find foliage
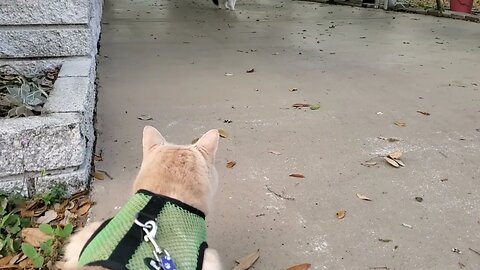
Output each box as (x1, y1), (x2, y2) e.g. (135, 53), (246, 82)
(0, 64), (58, 118)
(0, 195), (29, 257)
(36, 184), (67, 206)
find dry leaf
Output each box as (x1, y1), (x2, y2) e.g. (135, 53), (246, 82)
(218, 129), (228, 138)
(246, 68), (255, 73)
(233, 249), (260, 270)
(93, 171), (105, 180)
(93, 153), (103, 161)
(60, 210), (77, 225)
(269, 150), (282, 155)
(402, 223), (413, 229)
(226, 161), (237, 168)
(394, 121), (406, 127)
(416, 110), (430, 116)
(388, 151), (403, 159)
(21, 228), (53, 247)
(289, 173), (305, 178)
(384, 156), (400, 168)
(9, 253), (22, 265)
(77, 202), (92, 216)
(395, 159), (406, 167)
(0, 256), (13, 266)
(361, 161), (377, 167)
(336, 210), (346, 219)
(137, 114), (153, 121)
(356, 193), (372, 201)
(37, 210), (58, 224)
(287, 263), (311, 270)
(292, 103), (310, 108)
(191, 137), (200, 144)
(289, 88), (298, 92)
(225, 73), (234, 76)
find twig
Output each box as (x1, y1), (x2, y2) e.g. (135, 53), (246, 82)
(469, 247), (480, 256)
(266, 186), (295, 201)
(369, 267), (389, 270)
(438, 151), (448, 158)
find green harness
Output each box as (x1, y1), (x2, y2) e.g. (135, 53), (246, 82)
(78, 190), (208, 270)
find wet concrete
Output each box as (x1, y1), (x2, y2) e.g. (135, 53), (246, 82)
(92, 0), (480, 268)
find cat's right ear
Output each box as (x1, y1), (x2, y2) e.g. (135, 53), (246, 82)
(143, 126), (166, 153)
(195, 129), (219, 160)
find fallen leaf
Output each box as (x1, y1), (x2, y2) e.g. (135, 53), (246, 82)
(415, 196), (423, 202)
(388, 151), (402, 159)
(93, 153), (103, 161)
(36, 210), (58, 224)
(287, 263), (312, 270)
(191, 137), (200, 144)
(218, 129), (228, 138)
(21, 228), (53, 247)
(9, 254), (21, 265)
(226, 161), (237, 168)
(356, 193), (372, 201)
(395, 159), (406, 167)
(378, 238), (393, 243)
(292, 103), (310, 108)
(224, 72), (234, 76)
(92, 171), (105, 180)
(336, 210), (346, 219)
(289, 173), (305, 178)
(289, 88), (298, 92)
(269, 150), (282, 155)
(137, 114), (153, 121)
(309, 104), (321, 110)
(401, 223), (413, 229)
(233, 249), (260, 270)
(384, 156), (400, 168)
(361, 161), (377, 167)
(394, 121), (406, 127)
(77, 201), (92, 216)
(0, 256), (13, 266)
(246, 68), (255, 73)
(416, 110), (431, 116)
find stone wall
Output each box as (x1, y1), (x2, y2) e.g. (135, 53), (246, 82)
(0, 1), (103, 195)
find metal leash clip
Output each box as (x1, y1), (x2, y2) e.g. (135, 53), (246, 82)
(134, 219), (177, 270)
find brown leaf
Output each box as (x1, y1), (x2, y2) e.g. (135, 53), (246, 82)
(9, 254), (22, 265)
(226, 161), (237, 168)
(289, 88), (298, 92)
(356, 193), (372, 201)
(289, 173), (305, 178)
(416, 110), (430, 116)
(361, 161), (377, 167)
(76, 201), (92, 216)
(137, 114), (154, 121)
(287, 263), (312, 270)
(269, 150), (282, 155)
(233, 249), (260, 270)
(36, 209), (58, 224)
(93, 153), (103, 161)
(292, 103), (310, 108)
(388, 151), (403, 159)
(0, 256), (13, 266)
(384, 156), (400, 168)
(92, 171), (105, 180)
(394, 121), (406, 127)
(336, 210), (346, 219)
(21, 228), (53, 247)
(246, 68), (255, 73)
(218, 129), (228, 138)
(395, 159), (406, 167)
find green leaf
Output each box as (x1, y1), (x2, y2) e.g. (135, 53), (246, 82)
(0, 197), (7, 215)
(40, 239), (53, 256)
(32, 255), (44, 268)
(39, 224), (54, 235)
(309, 104), (321, 110)
(21, 243), (38, 259)
(58, 223), (73, 238)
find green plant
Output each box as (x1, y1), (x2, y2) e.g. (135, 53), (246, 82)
(0, 195), (30, 257)
(0, 82), (48, 117)
(37, 184), (67, 206)
(21, 224), (73, 268)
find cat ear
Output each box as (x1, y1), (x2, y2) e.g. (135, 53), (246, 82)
(143, 126), (166, 152)
(195, 129), (219, 159)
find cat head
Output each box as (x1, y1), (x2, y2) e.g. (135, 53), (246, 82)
(133, 126), (219, 215)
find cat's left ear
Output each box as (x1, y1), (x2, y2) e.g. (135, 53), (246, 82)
(143, 126), (166, 153)
(195, 129), (219, 160)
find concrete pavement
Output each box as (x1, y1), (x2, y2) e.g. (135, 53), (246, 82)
(91, 0), (480, 268)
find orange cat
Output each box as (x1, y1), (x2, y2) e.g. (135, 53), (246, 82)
(64, 126), (222, 270)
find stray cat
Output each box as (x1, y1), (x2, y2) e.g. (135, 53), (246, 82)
(212, 0), (237, 10)
(64, 126), (222, 270)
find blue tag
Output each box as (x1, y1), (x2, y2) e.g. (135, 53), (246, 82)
(160, 255), (177, 270)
